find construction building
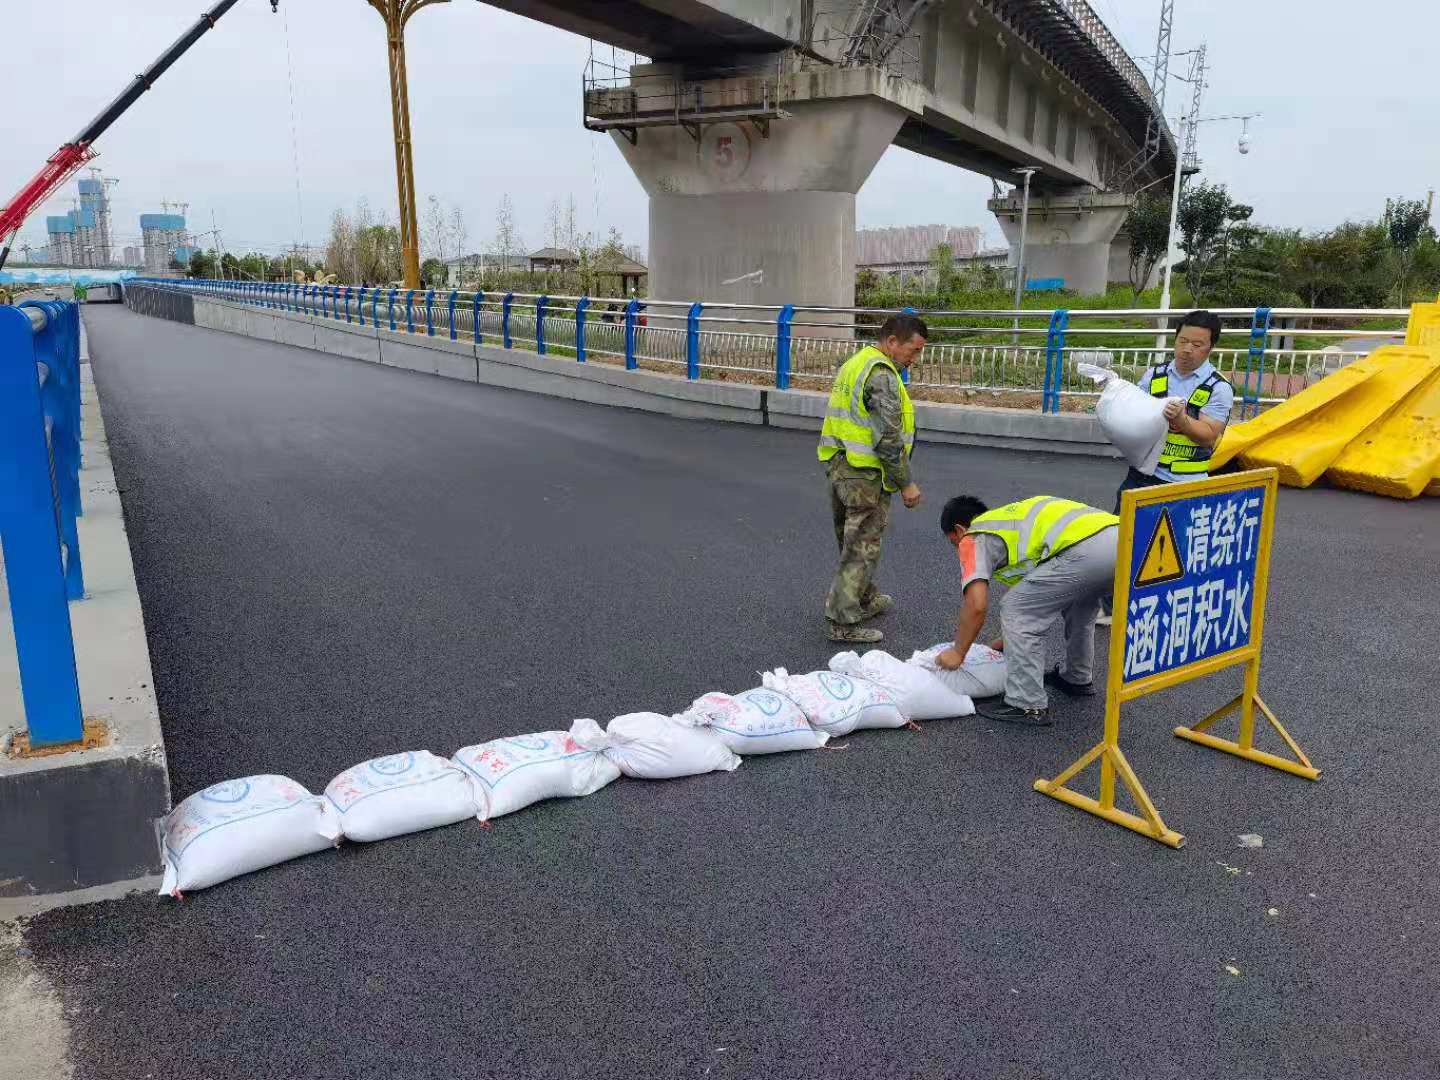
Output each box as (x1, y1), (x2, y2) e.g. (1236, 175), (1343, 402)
(856, 225), (983, 267)
(122, 244), (142, 267)
(44, 209), (102, 267)
(77, 176), (114, 266)
(141, 212), (189, 273)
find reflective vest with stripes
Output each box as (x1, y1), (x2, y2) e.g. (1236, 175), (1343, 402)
(816, 346), (916, 492)
(1148, 362), (1228, 477)
(966, 496), (1118, 586)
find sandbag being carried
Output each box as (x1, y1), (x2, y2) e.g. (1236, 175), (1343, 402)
(1079, 361), (1171, 474)
(326, 750), (477, 842)
(828, 649), (975, 719)
(907, 643), (1008, 701)
(680, 688), (830, 755)
(590, 713), (742, 780)
(761, 668), (906, 735)
(159, 775), (340, 897)
(453, 725), (621, 821)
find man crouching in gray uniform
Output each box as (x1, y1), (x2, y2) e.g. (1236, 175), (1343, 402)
(931, 494), (1119, 726)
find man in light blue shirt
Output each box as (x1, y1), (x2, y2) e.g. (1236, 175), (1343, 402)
(1098, 310), (1233, 623)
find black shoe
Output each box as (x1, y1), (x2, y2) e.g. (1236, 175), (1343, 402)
(977, 700), (1052, 726)
(1045, 666), (1097, 698)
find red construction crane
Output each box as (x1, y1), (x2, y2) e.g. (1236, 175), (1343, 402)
(0, 0), (279, 271)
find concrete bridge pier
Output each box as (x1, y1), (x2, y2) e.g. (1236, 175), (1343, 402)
(988, 189), (1135, 298)
(611, 90), (907, 316)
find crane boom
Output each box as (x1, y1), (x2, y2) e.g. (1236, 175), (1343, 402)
(0, 0), (276, 272)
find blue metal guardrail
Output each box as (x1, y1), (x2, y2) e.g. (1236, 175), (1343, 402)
(0, 300), (85, 748)
(136, 278), (1351, 416)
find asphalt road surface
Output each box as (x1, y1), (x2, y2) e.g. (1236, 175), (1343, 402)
(20, 306), (1440, 1079)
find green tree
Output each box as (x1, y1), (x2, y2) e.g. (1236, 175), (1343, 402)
(1178, 182), (1252, 301)
(928, 242), (956, 295)
(187, 250), (217, 279)
(1124, 194), (1171, 298)
(1383, 196), (1436, 302)
(421, 257), (448, 287)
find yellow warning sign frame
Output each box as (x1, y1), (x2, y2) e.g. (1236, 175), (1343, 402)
(1034, 467), (1319, 849)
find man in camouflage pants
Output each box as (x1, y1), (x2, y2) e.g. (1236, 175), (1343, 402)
(818, 314), (927, 643)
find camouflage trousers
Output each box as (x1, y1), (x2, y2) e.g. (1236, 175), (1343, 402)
(824, 457), (891, 625)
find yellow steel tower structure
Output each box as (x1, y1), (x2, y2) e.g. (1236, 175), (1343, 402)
(367, 0), (448, 289)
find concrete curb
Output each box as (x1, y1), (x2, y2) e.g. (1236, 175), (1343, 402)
(0, 319), (169, 912)
(156, 294), (1121, 460)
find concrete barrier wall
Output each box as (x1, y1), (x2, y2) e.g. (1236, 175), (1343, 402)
(177, 296), (1119, 459)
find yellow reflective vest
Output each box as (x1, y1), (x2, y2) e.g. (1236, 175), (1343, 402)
(1148, 362), (1229, 476)
(966, 496), (1118, 586)
(816, 346), (916, 492)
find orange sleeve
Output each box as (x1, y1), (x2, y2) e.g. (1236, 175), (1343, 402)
(956, 536), (977, 579)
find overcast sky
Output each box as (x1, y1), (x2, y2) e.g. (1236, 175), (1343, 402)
(8, 0), (1436, 259)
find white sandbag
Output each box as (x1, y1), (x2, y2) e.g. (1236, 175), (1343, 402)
(596, 712), (742, 779)
(159, 775), (340, 897)
(1080, 361), (1171, 475)
(828, 650), (975, 720)
(907, 643), (1009, 701)
(326, 751), (477, 842)
(680, 688), (829, 755)
(760, 668), (906, 736)
(453, 726), (621, 821)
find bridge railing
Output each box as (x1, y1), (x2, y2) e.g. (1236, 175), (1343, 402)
(0, 300), (85, 749)
(138, 279), (1409, 418)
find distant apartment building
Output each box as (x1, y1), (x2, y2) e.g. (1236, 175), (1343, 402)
(45, 209), (102, 267)
(141, 213), (188, 273)
(122, 245), (142, 267)
(856, 225), (983, 266)
(77, 178), (114, 266)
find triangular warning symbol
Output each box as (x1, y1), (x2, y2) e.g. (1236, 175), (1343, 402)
(1134, 508), (1185, 588)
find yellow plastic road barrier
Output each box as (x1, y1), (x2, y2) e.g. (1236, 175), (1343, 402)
(1239, 348), (1440, 487)
(1404, 294), (1440, 348)
(1326, 369), (1440, 498)
(1209, 353), (1388, 470)
(1035, 469), (1318, 848)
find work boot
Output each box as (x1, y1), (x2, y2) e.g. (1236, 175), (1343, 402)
(827, 621), (884, 644)
(977, 700), (1052, 726)
(859, 593), (895, 621)
(1045, 665), (1097, 698)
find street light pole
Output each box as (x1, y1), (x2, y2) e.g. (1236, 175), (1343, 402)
(366, 0), (451, 289)
(1156, 113), (1189, 347)
(1011, 166), (1037, 341)
(1156, 110), (1261, 347)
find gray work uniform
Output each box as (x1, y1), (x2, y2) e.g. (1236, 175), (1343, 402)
(959, 527), (1119, 709)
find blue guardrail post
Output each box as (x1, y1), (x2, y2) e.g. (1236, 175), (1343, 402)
(1044, 308), (1070, 414)
(1244, 306), (1272, 421)
(405, 290), (416, 334)
(536, 295), (549, 355)
(388, 288), (397, 331)
(502, 293), (514, 349)
(624, 299), (641, 369)
(448, 290), (458, 340)
(425, 289), (435, 336)
(0, 305), (85, 747)
(775, 304), (795, 390)
(686, 302), (703, 380)
(575, 297), (590, 363)
(473, 291), (483, 345)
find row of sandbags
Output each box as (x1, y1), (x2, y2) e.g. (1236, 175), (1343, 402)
(158, 645), (1008, 896)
